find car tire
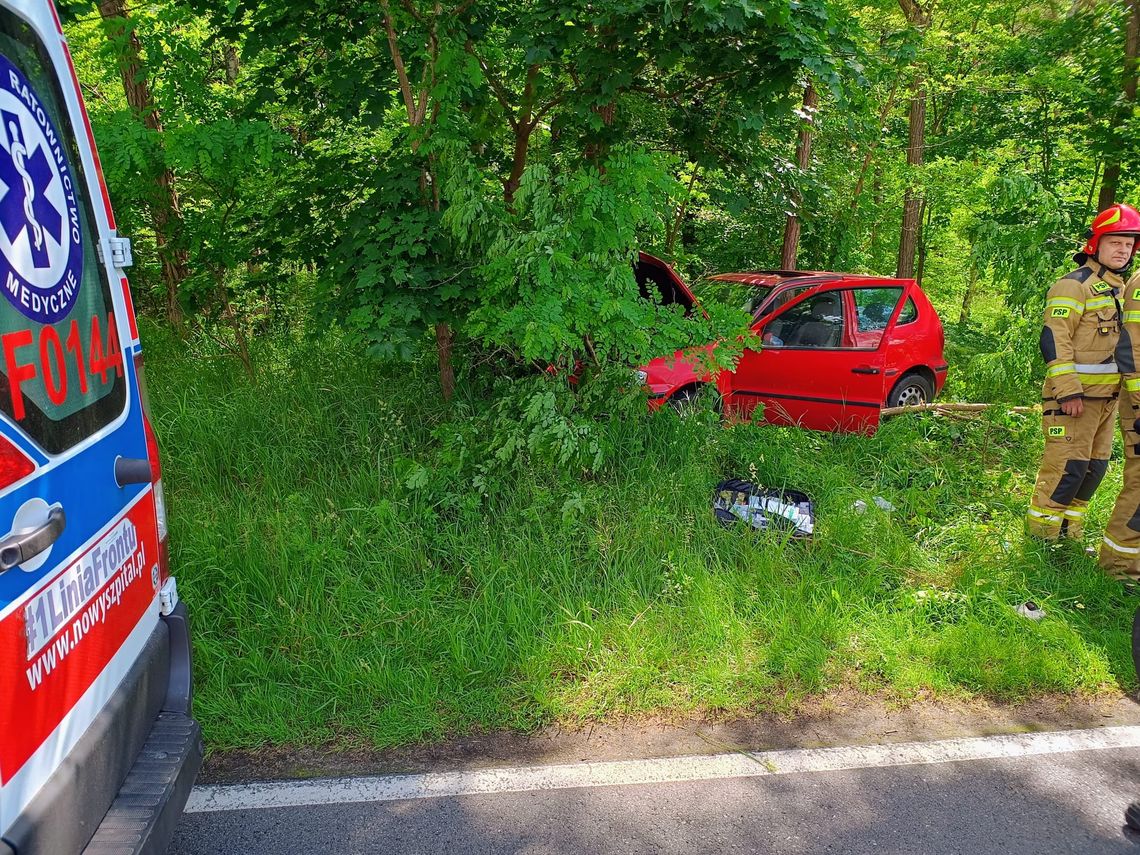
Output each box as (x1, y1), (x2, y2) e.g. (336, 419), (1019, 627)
(669, 384), (722, 417)
(887, 372), (934, 408)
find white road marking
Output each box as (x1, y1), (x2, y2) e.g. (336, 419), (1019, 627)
(186, 724), (1140, 814)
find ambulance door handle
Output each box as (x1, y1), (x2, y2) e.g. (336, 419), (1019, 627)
(851, 366), (880, 375)
(0, 506), (65, 573)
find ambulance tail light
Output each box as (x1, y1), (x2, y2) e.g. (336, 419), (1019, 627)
(134, 351), (170, 580)
(0, 435), (34, 491)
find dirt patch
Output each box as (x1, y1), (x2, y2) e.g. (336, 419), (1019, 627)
(198, 689), (1140, 784)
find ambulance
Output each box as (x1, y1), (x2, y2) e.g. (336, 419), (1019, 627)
(0, 2), (201, 852)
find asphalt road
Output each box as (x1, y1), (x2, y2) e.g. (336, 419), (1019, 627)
(172, 739), (1140, 854)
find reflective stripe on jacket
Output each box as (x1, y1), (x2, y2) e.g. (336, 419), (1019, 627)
(1040, 262), (1124, 401)
(1117, 270), (1140, 408)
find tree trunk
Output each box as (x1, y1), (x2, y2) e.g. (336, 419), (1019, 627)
(665, 168), (700, 254)
(1098, 0), (1139, 211)
(915, 199), (930, 287)
(502, 65), (540, 206)
(870, 166), (884, 254)
(781, 84), (818, 270)
(848, 83), (899, 215)
(584, 102), (616, 167)
(224, 43), (240, 85)
(215, 270), (253, 377)
(896, 77), (926, 278)
(959, 257), (978, 325)
(381, 0), (456, 400)
(436, 323), (455, 401)
(97, 0), (188, 330)
(896, 0), (929, 279)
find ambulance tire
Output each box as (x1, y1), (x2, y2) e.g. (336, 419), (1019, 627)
(887, 372), (934, 408)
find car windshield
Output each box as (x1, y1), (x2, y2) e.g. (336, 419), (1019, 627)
(695, 279), (774, 317)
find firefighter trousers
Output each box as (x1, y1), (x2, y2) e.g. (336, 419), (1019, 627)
(1100, 398), (1140, 580)
(1027, 395), (1117, 540)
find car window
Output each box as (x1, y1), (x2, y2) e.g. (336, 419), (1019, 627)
(897, 297), (918, 325)
(852, 287), (905, 348)
(695, 279), (773, 317)
(756, 284), (810, 320)
(763, 290), (845, 348)
(763, 286), (907, 350)
(742, 285), (773, 315)
(0, 11), (124, 455)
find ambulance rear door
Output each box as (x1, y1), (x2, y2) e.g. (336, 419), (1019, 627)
(0, 0), (160, 836)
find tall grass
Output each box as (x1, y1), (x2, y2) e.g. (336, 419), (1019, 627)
(145, 323), (1138, 751)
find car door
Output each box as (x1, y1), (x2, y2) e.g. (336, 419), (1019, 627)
(722, 281), (908, 434)
(0, 2), (158, 833)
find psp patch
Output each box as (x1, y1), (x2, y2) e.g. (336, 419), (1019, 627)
(1048, 425), (1066, 437)
(1050, 307), (1071, 318)
(0, 54), (82, 324)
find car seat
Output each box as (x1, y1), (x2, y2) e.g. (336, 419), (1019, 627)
(786, 292), (842, 347)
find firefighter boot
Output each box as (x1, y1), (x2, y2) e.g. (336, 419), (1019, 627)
(1029, 397), (1118, 540)
(1101, 401), (1140, 580)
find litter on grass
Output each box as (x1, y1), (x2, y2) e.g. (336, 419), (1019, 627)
(1016, 601), (1045, 621)
(713, 478), (814, 538)
(853, 496), (895, 514)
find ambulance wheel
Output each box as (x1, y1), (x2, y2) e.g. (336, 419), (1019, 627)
(887, 373), (934, 408)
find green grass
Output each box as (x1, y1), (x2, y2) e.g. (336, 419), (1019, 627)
(145, 323), (1140, 752)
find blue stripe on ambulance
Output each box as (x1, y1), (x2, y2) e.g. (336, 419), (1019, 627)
(0, 356), (147, 613)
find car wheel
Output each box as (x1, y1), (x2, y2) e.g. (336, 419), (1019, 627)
(669, 384), (722, 417)
(887, 373), (934, 408)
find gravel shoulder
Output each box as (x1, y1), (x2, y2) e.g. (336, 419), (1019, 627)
(199, 690), (1140, 784)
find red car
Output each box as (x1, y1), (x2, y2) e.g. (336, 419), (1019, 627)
(635, 254), (948, 434)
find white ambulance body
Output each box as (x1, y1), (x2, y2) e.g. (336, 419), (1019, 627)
(0, 2), (200, 852)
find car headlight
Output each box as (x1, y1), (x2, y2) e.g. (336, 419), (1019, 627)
(635, 370), (648, 384)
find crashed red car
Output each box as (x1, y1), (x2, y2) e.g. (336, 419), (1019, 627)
(635, 254), (948, 434)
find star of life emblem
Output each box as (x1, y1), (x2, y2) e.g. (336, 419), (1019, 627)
(0, 54), (83, 324)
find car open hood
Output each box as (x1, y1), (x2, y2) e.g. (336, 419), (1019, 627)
(636, 252), (696, 313)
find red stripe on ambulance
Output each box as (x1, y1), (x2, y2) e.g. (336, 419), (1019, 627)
(120, 277), (138, 342)
(0, 497), (158, 781)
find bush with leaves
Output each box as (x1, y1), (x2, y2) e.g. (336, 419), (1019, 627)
(443, 145), (753, 372)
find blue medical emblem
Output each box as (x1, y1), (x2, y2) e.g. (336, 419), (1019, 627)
(0, 54), (83, 324)
(0, 109), (62, 270)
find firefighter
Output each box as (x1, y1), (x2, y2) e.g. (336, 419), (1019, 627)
(1027, 204), (1140, 542)
(1099, 207), (1140, 578)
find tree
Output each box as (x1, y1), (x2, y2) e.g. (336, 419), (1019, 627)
(96, 0), (190, 329)
(1097, 0), (1139, 210)
(896, 0), (929, 279)
(781, 83), (818, 270)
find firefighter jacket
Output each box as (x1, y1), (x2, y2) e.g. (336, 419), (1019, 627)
(1040, 262), (1124, 402)
(1117, 269), (1140, 411)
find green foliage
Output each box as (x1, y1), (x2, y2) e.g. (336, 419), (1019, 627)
(148, 328), (1137, 750)
(319, 145), (463, 361)
(402, 366), (649, 502)
(53, 0), (1140, 754)
(442, 146), (751, 368)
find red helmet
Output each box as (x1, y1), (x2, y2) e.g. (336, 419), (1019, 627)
(1081, 202), (1140, 262)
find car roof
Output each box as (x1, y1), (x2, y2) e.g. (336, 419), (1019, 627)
(709, 271), (910, 287)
